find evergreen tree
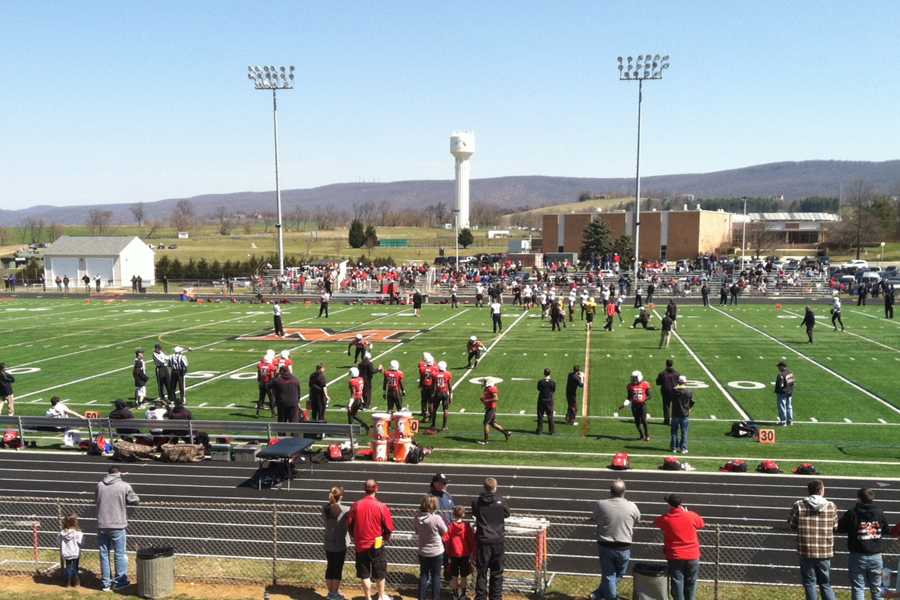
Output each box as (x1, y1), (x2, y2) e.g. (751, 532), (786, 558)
(364, 224), (378, 248)
(580, 218), (612, 264)
(348, 219), (366, 248)
(458, 227), (474, 249)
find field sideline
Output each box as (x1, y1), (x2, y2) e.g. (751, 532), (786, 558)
(2, 296), (899, 476)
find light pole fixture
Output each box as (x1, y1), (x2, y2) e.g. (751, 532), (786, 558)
(617, 54), (670, 283)
(247, 65), (295, 276)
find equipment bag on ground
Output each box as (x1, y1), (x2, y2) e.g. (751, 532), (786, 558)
(160, 443), (204, 463)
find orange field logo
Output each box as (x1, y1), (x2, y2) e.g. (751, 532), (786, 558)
(237, 328), (419, 343)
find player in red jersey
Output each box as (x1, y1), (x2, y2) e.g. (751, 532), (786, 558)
(466, 336), (486, 368)
(625, 370), (652, 441)
(275, 349), (294, 374)
(477, 379), (510, 445)
(255, 350), (277, 417)
(382, 360), (406, 413)
(347, 367), (369, 433)
(418, 352), (436, 420)
(430, 361), (453, 431)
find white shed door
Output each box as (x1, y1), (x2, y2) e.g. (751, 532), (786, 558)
(85, 257), (115, 283)
(52, 257), (80, 280)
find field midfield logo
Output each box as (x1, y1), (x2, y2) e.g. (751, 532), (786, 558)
(236, 327), (419, 343)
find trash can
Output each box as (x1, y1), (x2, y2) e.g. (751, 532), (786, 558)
(136, 546), (175, 599)
(632, 562), (668, 600)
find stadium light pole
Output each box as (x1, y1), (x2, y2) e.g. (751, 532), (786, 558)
(617, 54), (670, 283)
(247, 65), (295, 276)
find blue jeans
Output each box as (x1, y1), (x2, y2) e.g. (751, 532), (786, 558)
(848, 553), (883, 600)
(418, 553), (443, 600)
(97, 528), (129, 589)
(670, 416), (689, 451)
(799, 556), (835, 600)
(668, 559), (699, 600)
(777, 393), (793, 424)
(594, 544), (630, 600)
(63, 557), (79, 580)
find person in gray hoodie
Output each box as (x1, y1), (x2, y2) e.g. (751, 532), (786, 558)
(837, 488), (891, 600)
(95, 466), (140, 592)
(590, 479), (642, 600)
(415, 495), (448, 600)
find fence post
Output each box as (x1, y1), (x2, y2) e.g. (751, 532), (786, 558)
(714, 523), (720, 600)
(271, 503), (279, 586)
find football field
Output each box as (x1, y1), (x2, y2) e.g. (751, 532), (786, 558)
(2, 296), (899, 476)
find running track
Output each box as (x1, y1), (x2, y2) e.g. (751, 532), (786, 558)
(0, 451), (898, 587)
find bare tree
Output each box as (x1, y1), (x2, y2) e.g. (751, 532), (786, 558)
(289, 206), (307, 232)
(843, 180), (875, 259)
(145, 220), (161, 239)
(353, 200), (376, 222)
(130, 202), (146, 227)
(86, 209), (113, 235)
(259, 211), (276, 233)
(49, 223), (65, 241)
(170, 199), (195, 231)
(20, 218), (46, 243)
(214, 206), (232, 235)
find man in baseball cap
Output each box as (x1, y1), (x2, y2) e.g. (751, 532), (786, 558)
(655, 493), (705, 600)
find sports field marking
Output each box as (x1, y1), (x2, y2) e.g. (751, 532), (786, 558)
(782, 309), (900, 354)
(712, 306), (900, 416)
(450, 309), (530, 393)
(652, 310), (750, 420)
(850, 309), (900, 326)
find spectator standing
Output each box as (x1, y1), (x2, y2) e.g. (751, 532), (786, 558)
(58, 513), (84, 588)
(535, 368), (556, 435)
(0, 363), (15, 416)
(415, 495), (449, 600)
(472, 477), (510, 600)
(775, 361), (795, 427)
(589, 479), (641, 600)
(95, 466), (140, 592)
(323, 486), (350, 600)
(788, 480), (838, 600)
(564, 366), (584, 426)
(428, 473), (455, 526)
(670, 376), (694, 454)
(346, 480), (395, 600)
(655, 359), (680, 426)
(654, 494), (704, 600)
(268, 365), (301, 424)
(308, 364), (329, 422)
(838, 487), (889, 600)
(443, 505), (476, 600)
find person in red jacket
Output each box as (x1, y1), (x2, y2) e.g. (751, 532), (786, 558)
(654, 494), (704, 600)
(478, 380), (510, 445)
(625, 371), (651, 441)
(347, 368), (369, 434)
(346, 479), (395, 600)
(443, 505), (476, 600)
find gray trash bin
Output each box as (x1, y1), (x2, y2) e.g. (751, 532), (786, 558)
(136, 546), (175, 599)
(632, 562), (668, 600)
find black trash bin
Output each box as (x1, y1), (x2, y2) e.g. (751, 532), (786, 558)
(632, 562), (668, 600)
(136, 546), (175, 599)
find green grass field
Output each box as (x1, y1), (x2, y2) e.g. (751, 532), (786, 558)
(2, 296), (899, 476)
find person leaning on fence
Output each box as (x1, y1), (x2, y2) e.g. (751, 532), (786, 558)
(346, 479), (395, 600)
(415, 495), (449, 600)
(654, 494), (704, 600)
(788, 479), (838, 600)
(58, 512), (84, 588)
(443, 505), (476, 600)
(95, 466), (140, 592)
(837, 487), (890, 600)
(472, 477), (510, 600)
(589, 479), (641, 600)
(323, 486), (350, 600)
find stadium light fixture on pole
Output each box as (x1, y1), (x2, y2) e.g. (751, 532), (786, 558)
(741, 196), (748, 273)
(617, 54), (670, 283)
(247, 65), (295, 275)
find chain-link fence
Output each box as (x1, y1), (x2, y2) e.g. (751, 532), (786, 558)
(2, 496), (898, 599)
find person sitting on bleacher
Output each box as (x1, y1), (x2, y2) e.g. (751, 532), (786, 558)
(109, 399), (139, 437)
(46, 396), (85, 420)
(165, 400), (208, 448)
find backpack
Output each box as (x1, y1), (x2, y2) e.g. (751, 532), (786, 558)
(406, 443), (431, 464)
(793, 463), (818, 475)
(729, 421), (758, 438)
(661, 456), (682, 471)
(328, 444), (344, 461)
(719, 459), (748, 473)
(609, 452), (631, 470)
(1, 429), (21, 449)
(757, 460), (782, 474)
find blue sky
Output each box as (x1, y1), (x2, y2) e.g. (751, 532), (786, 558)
(2, 1), (898, 209)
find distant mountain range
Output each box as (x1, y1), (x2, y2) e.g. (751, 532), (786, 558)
(1, 160), (898, 226)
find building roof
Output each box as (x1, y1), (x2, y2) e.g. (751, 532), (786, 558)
(745, 212), (841, 222)
(44, 236), (144, 257)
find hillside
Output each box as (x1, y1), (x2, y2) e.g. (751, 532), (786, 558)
(1, 160), (898, 226)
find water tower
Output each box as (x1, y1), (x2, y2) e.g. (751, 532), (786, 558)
(450, 132), (475, 229)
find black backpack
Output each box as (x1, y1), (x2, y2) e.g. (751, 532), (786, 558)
(729, 421), (758, 438)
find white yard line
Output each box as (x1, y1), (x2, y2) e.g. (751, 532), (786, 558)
(850, 309), (900, 326)
(450, 309), (530, 393)
(712, 306), (900, 416)
(783, 308), (900, 354)
(652, 309), (750, 420)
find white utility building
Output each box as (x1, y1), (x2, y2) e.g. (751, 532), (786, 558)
(43, 236), (155, 288)
(450, 131), (475, 229)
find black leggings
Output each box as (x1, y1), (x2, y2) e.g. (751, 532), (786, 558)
(325, 550), (346, 580)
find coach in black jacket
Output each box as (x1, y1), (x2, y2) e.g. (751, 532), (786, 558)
(308, 364), (328, 422)
(472, 477), (510, 600)
(268, 366), (301, 424)
(655, 359), (680, 425)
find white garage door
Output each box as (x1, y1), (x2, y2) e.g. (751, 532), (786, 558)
(51, 257), (80, 280)
(85, 257), (115, 284)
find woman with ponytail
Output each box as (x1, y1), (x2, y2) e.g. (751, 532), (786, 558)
(323, 485), (350, 599)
